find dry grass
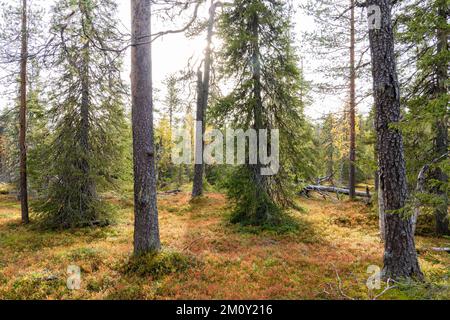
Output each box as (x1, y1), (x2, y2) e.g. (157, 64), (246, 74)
(0, 192), (448, 300)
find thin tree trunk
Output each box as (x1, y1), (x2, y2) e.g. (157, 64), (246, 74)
(366, 0), (423, 280)
(192, 70), (204, 198)
(431, 0), (449, 236)
(327, 116), (335, 180)
(349, 0), (357, 200)
(327, 142), (334, 180)
(131, 0), (160, 255)
(19, 0), (29, 224)
(192, 1), (217, 198)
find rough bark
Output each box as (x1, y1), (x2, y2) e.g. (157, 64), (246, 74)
(19, 0), (29, 224)
(366, 0), (423, 280)
(192, 70), (205, 198)
(192, 1), (217, 198)
(131, 0), (160, 255)
(349, 0), (357, 200)
(431, 0), (449, 236)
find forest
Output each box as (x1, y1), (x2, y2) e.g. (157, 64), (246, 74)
(0, 0), (448, 301)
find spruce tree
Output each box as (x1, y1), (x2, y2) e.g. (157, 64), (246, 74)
(397, 0), (449, 236)
(33, 0), (128, 229)
(215, 0), (315, 226)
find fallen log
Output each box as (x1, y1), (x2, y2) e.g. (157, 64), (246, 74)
(303, 185), (371, 199)
(158, 189), (181, 196)
(431, 247), (450, 253)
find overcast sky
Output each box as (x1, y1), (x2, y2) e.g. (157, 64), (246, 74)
(0, 0), (373, 121)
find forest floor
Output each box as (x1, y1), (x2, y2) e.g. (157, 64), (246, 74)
(0, 190), (449, 300)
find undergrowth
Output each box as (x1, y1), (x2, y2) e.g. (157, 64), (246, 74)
(121, 250), (196, 279)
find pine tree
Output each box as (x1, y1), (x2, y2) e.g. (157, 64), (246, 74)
(131, 0), (161, 254)
(302, 0), (372, 198)
(33, 0), (129, 229)
(366, 0), (423, 280)
(0, 0), (44, 203)
(192, 1), (219, 198)
(214, 0), (315, 226)
(0, 0), (45, 223)
(19, 0), (29, 223)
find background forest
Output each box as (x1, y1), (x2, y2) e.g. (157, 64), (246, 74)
(0, 0), (448, 300)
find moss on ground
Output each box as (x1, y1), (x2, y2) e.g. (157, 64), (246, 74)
(0, 192), (448, 300)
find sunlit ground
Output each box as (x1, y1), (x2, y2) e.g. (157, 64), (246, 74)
(0, 188), (448, 300)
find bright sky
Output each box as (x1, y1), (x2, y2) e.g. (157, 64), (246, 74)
(0, 0), (373, 121)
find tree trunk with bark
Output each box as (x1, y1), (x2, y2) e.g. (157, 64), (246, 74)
(349, 0), (357, 200)
(19, 0), (29, 224)
(366, 0), (423, 280)
(192, 1), (217, 198)
(131, 0), (160, 255)
(192, 70), (205, 198)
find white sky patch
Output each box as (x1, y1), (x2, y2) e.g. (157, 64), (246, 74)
(0, 0), (373, 121)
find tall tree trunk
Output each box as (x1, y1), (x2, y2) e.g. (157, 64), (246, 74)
(19, 0), (29, 224)
(80, 42), (96, 217)
(327, 126), (334, 180)
(251, 11), (270, 221)
(431, 0), (449, 236)
(131, 0), (160, 255)
(192, 69), (205, 197)
(192, 1), (217, 198)
(349, 0), (357, 200)
(366, 0), (423, 280)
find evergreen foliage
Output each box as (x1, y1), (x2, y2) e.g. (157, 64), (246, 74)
(32, 0), (130, 228)
(213, 0), (316, 226)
